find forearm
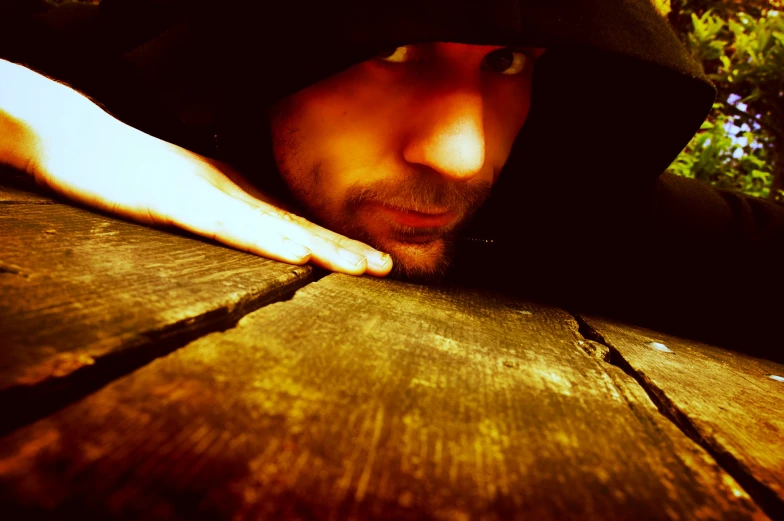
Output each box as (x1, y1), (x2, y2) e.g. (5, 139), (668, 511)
(0, 59), (206, 208)
(629, 174), (784, 358)
(0, 61), (389, 277)
(0, 59), (110, 173)
(0, 61), (48, 172)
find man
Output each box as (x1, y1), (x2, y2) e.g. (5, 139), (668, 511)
(1, 0), (783, 359)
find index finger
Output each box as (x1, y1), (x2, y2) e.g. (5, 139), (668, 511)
(277, 211), (393, 277)
(151, 179), (391, 276)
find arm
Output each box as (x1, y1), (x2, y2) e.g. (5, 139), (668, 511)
(0, 59), (393, 275)
(479, 169), (784, 361)
(643, 173), (784, 356)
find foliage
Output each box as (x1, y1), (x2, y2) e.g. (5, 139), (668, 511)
(666, 0), (784, 202)
(669, 104), (774, 197)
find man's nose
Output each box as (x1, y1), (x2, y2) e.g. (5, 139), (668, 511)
(402, 91), (486, 182)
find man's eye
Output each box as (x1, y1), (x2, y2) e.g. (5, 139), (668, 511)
(484, 48), (529, 75)
(376, 46), (413, 63)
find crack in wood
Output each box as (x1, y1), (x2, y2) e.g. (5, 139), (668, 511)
(0, 261), (28, 277)
(575, 339), (611, 362)
(571, 312), (784, 521)
(0, 272), (314, 438)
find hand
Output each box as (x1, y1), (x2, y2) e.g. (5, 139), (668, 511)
(24, 109), (393, 276)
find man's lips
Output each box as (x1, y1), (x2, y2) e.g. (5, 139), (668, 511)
(368, 203), (457, 229)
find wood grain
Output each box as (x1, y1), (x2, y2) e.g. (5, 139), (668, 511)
(0, 178), (313, 418)
(578, 315), (784, 517)
(0, 275), (767, 520)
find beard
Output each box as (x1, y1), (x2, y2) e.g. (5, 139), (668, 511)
(288, 163), (491, 283)
(338, 175), (491, 282)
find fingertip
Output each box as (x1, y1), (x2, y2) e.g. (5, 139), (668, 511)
(365, 253), (393, 277)
(282, 239), (312, 264)
(290, 253), (312, 265)
(342, 255), (369, 276)
(336, 247), (369, 274)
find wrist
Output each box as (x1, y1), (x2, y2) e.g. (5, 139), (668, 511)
(0, 59), (110, 175)
(0, 107), (41, 173)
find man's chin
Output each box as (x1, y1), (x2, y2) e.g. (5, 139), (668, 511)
(324, 214), (457, 283)
(382, 236), (453, 283)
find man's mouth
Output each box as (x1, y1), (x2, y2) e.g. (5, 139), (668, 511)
(368, 203), (457, 230)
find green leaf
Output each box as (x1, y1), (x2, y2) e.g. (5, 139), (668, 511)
(692, 12), (707, 39)
(740, 91), (761, 103)
(758, 29), (771, 52)
(664, 2), (781, 201)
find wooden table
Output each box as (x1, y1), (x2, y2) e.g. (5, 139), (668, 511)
(1, 170), (782, 521)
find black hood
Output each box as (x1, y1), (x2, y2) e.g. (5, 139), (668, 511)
(105, 0), (715, 221)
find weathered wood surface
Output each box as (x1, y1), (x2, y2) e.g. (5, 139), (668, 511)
(0, 177), (313, 402)
(0, 275), (766, 520)
(579, 315), (784, 516)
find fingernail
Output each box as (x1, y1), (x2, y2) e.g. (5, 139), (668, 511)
(368, 252), (391, 268)
(339, 249), (366, 267)
(284, 239), (311, 260)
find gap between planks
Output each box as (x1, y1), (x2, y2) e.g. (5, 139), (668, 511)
(572, 314), (783, 521)
(0, 271), (316, 438)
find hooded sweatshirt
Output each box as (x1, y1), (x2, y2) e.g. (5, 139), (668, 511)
(1, 0), (783, 361)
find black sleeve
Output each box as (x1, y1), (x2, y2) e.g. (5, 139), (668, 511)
(0, 2), (124, 102)
(548, 172), (784, 362)
(631, 173), (784, 360)
(464, 170), (784, 362)
(0, 1), (194, 150)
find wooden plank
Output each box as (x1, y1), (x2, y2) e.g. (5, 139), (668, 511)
(578, 315), (784, 517)
(0, 274), (767, 520)
(0, 183), (313, 425)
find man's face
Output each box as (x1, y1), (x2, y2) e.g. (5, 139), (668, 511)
(271, 43), (542, 280)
